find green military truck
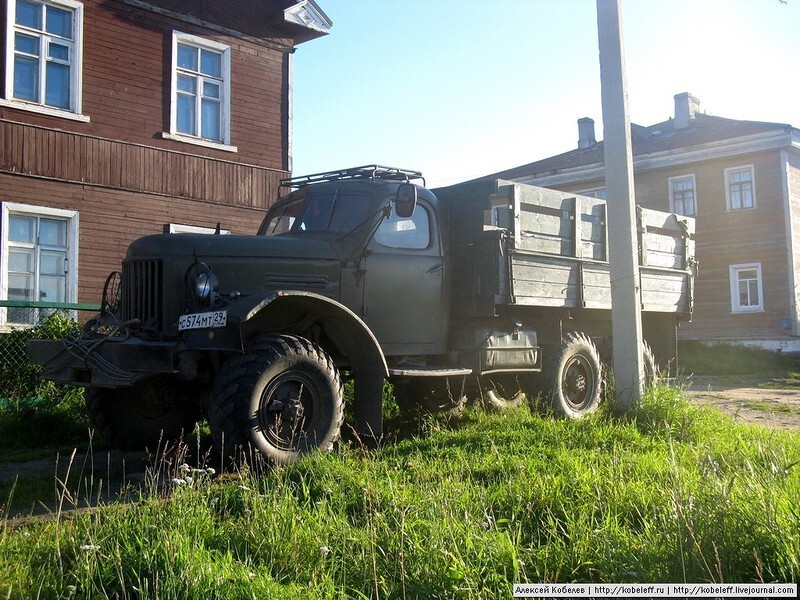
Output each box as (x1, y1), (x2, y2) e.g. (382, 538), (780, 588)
(28, 165), (695, 463)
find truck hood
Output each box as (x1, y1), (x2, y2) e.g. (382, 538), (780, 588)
(126, 233), (339, 262)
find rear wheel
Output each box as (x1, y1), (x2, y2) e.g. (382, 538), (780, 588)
(86, 379), (201, 451)
(542, 333), (603, 418)
(208, 335), (344, 465)
(480, 375), (529, 410)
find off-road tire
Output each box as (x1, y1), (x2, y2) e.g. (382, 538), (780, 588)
(542, 332), (603, 418)
(86, 380), (201, 451)
(208, 335), (344, 465)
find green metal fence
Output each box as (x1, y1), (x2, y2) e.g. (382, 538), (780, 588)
(0, 301), (100, 408)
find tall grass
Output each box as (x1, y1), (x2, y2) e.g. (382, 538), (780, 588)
(2, 386), (799, 598)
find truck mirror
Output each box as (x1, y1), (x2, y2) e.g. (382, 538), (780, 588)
(394, 183), (417, 218)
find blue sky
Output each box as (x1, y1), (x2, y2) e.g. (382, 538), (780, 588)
(291, 0), (800, 188)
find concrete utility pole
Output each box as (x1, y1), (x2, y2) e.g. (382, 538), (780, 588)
(596, 0), (644, 414)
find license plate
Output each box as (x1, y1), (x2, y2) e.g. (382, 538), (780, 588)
(178, 310), (227, 331)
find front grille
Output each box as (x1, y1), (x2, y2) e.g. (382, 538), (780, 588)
(121, 259), (164, 329)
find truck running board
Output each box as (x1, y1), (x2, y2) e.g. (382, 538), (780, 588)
(388, 367), (473, 377)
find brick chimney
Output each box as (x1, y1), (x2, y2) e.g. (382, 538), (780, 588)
(674, 92), (700, 129)
(577, 117), (596, 149)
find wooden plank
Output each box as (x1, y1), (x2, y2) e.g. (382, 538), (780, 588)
(639, 206), (696, 235)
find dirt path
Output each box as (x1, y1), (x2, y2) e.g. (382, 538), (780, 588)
(683, 375), (800, 431)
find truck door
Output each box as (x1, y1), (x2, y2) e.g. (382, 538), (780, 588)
(360, 201), (446, 353)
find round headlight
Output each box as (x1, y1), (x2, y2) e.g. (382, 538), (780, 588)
(195, 272), (212, 301)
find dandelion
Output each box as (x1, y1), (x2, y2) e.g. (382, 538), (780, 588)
(319, 546), (331, 556)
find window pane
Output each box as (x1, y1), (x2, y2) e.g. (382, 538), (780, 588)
(45, 61), (71, 108)
(40, 218), (67, 246)
(9, 215), (35, 243)
(8, 273), (34, 300)
(15, 32), (39, 55)
(177, 94), (196, 135)
(15, 0), (41, 29)
(748, 280), (759, 306)
(40, 275), (66, 302)
(201, 99), (221, 140)
(40, 250), (66, 276)
(14, 55), (39, 101)
(739, 269), (757, 280)
(203, 81), (220, 99)
(177, 74), (196, 94)
(177, 44), (197, 70)
(9, 249), (34, 273)
(45, 5), (72, 38)
(375, 206), (430, 249)
(200, 49), (222, 77)
(48, 42), (69, 61)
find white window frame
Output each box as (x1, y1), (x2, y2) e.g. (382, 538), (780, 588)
(576, 187), (607, 200)
(163, 31), (236, 152)
(168, 223), (230, 235)
(729, 262), (764, 313)
(725, 165), (756, 211)
(0, 202), (79, 328)
(668, 174), (697, 216)
(1, 0), (88, 122)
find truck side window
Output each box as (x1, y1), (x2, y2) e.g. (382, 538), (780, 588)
(374, 204), (430, 250)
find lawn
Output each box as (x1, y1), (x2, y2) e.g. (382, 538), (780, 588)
(2, 385), (798, 599)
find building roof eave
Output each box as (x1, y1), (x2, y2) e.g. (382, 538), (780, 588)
(516, 129), (794, 187)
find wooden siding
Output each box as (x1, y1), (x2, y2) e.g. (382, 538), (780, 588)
(0, 120), (285, 209)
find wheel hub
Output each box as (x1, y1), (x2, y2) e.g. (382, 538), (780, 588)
(563, 358), (590, 406)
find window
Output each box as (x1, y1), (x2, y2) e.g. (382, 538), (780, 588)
(165, 32), (234, 151)
(0, 203), (78, 326)
(375, 204), (430, 250)
(577, 187), (607, 200)
(729, 263), (763, 313)
(2, 0), (86, 120)
(669, 175), (696, 216)
(725, 166), (755, 210)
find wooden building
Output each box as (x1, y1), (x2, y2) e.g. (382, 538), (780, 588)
(483, 93), (800, 352)
(0, 0), (330, 325)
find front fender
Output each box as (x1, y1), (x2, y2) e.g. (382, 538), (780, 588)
(232, 290), (388, 378)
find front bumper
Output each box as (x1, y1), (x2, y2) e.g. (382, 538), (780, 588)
(27, 337), (180, 388)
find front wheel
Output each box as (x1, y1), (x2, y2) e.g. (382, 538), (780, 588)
(542, 333), (603, 419)
(208, 335), (344, 465)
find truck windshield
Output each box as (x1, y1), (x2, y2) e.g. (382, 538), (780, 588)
(260, 192), (373, 236)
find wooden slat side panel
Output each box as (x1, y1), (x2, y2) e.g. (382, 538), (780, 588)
(0, 120), (285, 209)
(640, 271), (690, 313)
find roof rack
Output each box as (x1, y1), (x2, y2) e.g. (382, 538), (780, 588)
(280, 165), (425, 189)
